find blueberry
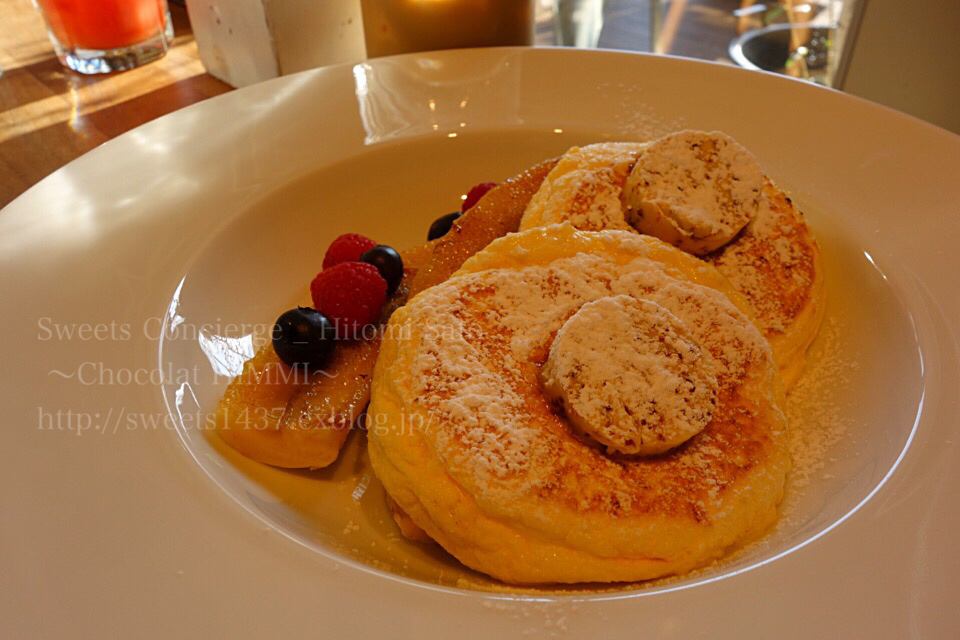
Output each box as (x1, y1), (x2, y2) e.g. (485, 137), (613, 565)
(428, 211), (461, 241)
(359, 244), (404, 295)
(272, 307), (336, 371)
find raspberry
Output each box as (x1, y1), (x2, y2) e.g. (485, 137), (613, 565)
(322, 233), (378, 270)
(310, 262), (387, 336)
(462, 182), (498, 212)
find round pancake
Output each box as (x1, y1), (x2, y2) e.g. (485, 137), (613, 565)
(368, 225), (790, 585)
(518, 132), (825, 389)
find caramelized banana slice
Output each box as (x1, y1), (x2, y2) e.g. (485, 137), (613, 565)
(408, 158), (558, 297)
(215, 244), (431, 469)
(217, 337), (379, 468)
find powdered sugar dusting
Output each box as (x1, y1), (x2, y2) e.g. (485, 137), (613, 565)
(412, 305), (534, 481)
(783, 315), (853, 487)
(706, 180), (817, 338)
(403, 246), (781, 520)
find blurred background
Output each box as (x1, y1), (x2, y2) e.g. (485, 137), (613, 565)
(539, 0), (957, 134)
(1, 0), (956, 208)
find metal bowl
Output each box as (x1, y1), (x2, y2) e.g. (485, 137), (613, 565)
(729, 23), (831, 80)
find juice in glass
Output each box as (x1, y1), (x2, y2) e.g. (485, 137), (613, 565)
(34, 0), (173, 73)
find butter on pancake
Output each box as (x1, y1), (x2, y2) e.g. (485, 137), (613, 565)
(368, 225), (789, 585)
(518, 131), (824, 390)
(541, 295), (719, 456)
(623, 130), (763, 255)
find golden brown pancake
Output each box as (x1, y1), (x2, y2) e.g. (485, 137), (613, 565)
(519, 132), (825, 389)
(706, 179), (825, 388)
(368, 225), (790, 584)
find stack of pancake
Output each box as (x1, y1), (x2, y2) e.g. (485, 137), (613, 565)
(217, 131), (825, 585)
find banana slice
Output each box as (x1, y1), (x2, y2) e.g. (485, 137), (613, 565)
(623, 131), (763, 256)
(216, 334), (380, 469)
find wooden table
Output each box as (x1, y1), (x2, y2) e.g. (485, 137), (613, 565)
(0, 1), (232, 209)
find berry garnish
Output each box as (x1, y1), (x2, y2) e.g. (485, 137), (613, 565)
(359, 244), (404, 295)
(462, 181), (497, 212)
(428, 211), (461, 241)
(272, 307), (336, 371)
(310, 262), (387, 335)
(322, 233), (378, 270)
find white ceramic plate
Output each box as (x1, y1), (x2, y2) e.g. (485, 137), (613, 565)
(2, 48), (958, 638)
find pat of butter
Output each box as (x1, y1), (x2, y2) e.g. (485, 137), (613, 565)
(185, 0), (366, 88)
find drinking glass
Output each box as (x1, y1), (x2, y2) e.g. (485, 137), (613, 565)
(554, 0), (606, 49)
(33, 0), (174, 74)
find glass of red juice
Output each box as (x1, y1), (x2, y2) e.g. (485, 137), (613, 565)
(33, 0), (173, 74)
